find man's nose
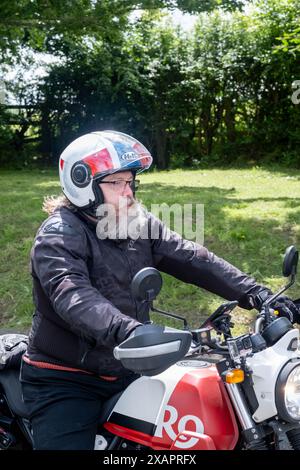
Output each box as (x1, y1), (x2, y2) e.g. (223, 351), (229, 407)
(122, 182), (133, 197)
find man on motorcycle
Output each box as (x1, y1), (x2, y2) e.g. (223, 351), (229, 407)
(20, 130), (300, 450)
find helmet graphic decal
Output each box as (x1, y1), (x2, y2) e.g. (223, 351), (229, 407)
(82, 148), (114, 176)
(121, 151), (139, 161)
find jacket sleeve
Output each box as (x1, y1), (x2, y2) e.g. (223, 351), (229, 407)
(148, 213), (268, 310)
(31, 216), (141, 348)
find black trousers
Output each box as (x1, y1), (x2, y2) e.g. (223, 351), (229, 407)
(20, 361), (137, 450)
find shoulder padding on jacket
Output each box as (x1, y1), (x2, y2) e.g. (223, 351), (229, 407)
(39, 208), (84, 237)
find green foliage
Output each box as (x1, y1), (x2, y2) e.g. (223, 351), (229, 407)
(1, 0), (300, 168)
(175, 0), (246, 13)
(277, 26), (300, 54)
(34, 11), (192, 168)
(0, 107), (15, 166)
(0, 0), (244, 58)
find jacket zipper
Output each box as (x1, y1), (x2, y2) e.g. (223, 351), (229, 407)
(118, 244), (139, 322)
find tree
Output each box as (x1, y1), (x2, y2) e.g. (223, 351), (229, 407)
(2, 0), (300, 168)
(0, 0), (249, 58)
(36, 11), (189, 168)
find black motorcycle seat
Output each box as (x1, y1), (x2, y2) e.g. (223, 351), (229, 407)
(98, 391), (122, 427)
(0, 368), (30, 419)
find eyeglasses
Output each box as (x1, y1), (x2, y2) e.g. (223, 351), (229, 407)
(99, 179), (140, 192)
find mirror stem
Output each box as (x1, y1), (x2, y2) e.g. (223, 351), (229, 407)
(265, 275), (295, 307)
(150, 303), (189, 329)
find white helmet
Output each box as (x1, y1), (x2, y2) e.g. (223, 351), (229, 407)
(59, 130), (153, 209)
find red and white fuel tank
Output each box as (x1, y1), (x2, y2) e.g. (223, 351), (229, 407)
(104, 360), (239, 450)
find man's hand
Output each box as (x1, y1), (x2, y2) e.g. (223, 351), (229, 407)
(125, 322), (159, 340)
(269, 295), (300, 324)
(251, 289), (300, 324)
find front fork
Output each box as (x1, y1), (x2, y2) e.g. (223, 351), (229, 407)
(225, 382), (300, 449)
(225, 382), (268, 449)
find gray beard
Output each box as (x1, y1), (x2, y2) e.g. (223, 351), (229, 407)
(95, 199), (149, 241)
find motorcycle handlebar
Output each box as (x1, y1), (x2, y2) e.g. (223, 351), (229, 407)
(254, 308), (276, 334)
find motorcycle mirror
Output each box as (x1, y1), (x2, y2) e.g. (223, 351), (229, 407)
(282, 245), (298, 278)
(263, 246), (298, 317)
(131, 267), (163, 302)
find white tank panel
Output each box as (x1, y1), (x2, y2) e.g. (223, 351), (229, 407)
(108, 364), (194, 425)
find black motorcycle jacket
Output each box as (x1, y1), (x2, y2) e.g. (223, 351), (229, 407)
(26, 205), (268, 377)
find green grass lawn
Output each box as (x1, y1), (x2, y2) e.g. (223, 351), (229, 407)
(0, 166), (300, 335)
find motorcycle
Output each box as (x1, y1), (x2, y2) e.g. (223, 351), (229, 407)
(0, 246), (300, 450)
